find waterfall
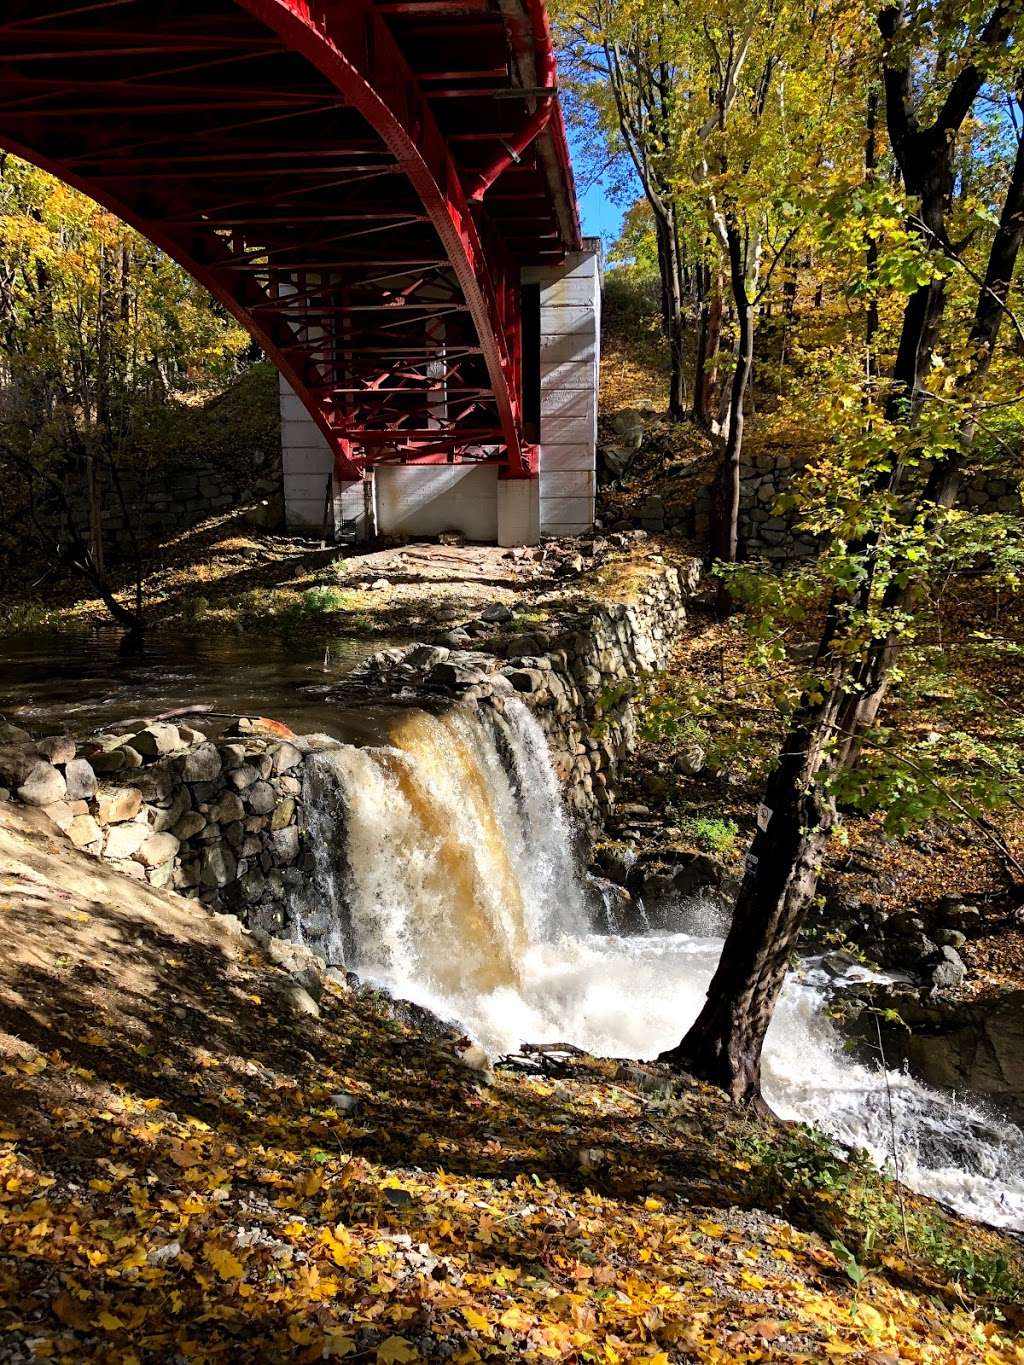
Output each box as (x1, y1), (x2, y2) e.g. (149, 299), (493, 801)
(296, 698), (1024, 1231)
(299, 700), (587, 1005)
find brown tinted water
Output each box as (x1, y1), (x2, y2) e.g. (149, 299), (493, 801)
(0, 628), (400, 741)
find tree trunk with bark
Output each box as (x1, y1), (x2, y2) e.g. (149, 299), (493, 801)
(693, 267), (724, 429)
(709, 219), (757, 589)
(654, 206), (688, 421)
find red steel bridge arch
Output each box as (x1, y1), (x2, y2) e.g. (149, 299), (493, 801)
(0, 0), (581, 482)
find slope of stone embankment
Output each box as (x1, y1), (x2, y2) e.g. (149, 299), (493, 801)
(2, 800), (1023, 1363)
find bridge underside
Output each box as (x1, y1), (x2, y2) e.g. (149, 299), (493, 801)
(0, 0), (590, 517)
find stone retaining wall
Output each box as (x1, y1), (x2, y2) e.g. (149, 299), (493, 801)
(0, 555), (699, 944)
(0, 718), (335, 936)
(66, 444), (284, 550)
(691, 452), (1021, 561)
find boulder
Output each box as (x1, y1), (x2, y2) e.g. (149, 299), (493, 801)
(179, 742), (222, 783)
(291, 964), (324, 1002)
(610, 408), (645, 448)
(239, 869), (266, 903)
(131, 768), (177, 805)
(282, 983), (320, 1019)
(937, 928), (967, 950)
(405, 645), (449, 669)
(0, 722), (32, 745)
(223, 820), (245, 850)
(939, 905), (983, 936)
(172, 808), (206, 840)
(0, 743), (41, 788)
(271, 826), (300, 862)
(136, 831), (180, 868)
(104, 823), (151, 860)
(853, 987), (1024, 1124)
(674, 744), (707, 777)
(147, 860), (176, 889)
(177, 725), (209, 746)
(150, 785), (190, 834)
(95, 787), (144, 825)
(219, 743), (247, 770)
(586, 875), (639, 934)
(201, 843), (237, 888)
(226, 762), (259, 790)
(270, 797), (295, 831)
(925, 945), (967, 991)
(131, 723), (182, 759)
(91, 749), (127, 775)
(887, 910), (926, 939)
(481, 602), (513, 623)
(42, 800), (76, 832)
(36, 735), (75, 766)
(68, 814), (102, 849)
(270, 742), (302, 775)
(246, 781), (276, 815)
(64, 758), (97, 801)
(17, 761), (67, 807)
(208, 791), (245, 824)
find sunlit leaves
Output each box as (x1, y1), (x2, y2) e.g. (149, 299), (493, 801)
(0, 154), (250, 474)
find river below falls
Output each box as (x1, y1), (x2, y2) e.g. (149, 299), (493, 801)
(380, 917), (1024, 1231)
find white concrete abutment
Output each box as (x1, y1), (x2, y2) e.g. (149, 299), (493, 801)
(278, 241), (601, 546)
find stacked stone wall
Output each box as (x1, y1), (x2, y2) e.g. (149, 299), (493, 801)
(0, 719), (333, 937)
(691, 452), (1021, 561)
(65, 444), (284, 550)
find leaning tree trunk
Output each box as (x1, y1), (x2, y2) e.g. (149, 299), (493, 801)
(660, 634), (892, 1102)
(659, 713), (835, 1101)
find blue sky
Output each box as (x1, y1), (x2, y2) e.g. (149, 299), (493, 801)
(577, 174), (626, 244)
(567, 126), (629, 248)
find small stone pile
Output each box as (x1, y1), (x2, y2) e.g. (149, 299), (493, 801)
(0, 717), (338, 932)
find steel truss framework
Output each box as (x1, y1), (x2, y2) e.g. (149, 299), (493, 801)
(0, 0), (580, 479)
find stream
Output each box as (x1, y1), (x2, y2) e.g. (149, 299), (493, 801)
(0, 628), (394, 738)
(297, 699), (1024, 1232)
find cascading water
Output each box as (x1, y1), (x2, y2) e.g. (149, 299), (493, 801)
(297, 698), (1024, 1230)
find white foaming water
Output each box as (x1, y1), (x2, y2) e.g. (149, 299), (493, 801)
(300, 700), (1024, 1230)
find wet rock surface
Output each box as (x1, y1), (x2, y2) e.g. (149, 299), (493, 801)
(846, 984), (1024, 1125)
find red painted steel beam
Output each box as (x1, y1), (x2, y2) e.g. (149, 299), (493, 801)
(237, 0), (531, 477)
(0, 0), (580, 487)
